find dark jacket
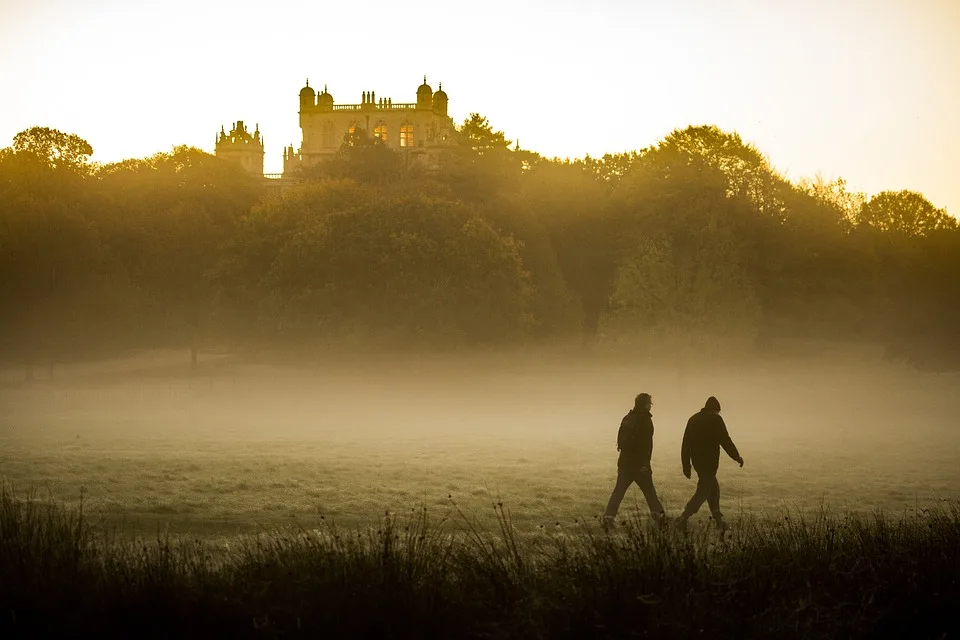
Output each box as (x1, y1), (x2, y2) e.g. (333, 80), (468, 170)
(681, 409), (741, 476)
(617, 409), (654, 469)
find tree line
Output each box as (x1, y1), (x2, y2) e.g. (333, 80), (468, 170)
(1, 119), (957, 372)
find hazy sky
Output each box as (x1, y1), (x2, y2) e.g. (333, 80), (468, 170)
(1, 0), (958, 213)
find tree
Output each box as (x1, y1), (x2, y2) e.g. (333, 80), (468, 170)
(576, 151), (644, 185)
(12, 126), (93, 173)
(97, 146), (260, 368)
(458, 114), (511, 153)
(604, 156), (762, 349)
(217, 180), (536, 347)
(857, 190), (957, 237)
(651, 125), (787, 219)
(300, 128), (403, 184)
(605, 230), (761, 343)
(436, 114), (532, 202)
(745, 181), (875, 341)
(519, 160), (620, 342)
(0, 129), (121, 375)
(796, 175), (864, 229)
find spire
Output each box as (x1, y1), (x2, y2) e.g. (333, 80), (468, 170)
(324, 84), (328, 92)
(439, 82), (442, 90)
(423, 75), (427, 84)
(305, 78), (309, 87)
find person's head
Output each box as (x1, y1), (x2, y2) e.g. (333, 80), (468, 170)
(704, 396), (721, 413)
(635, 393), (652, 412)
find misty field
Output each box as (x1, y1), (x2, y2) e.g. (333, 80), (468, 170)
(2, 347), (960, 638)
(1, 346), (958, 537)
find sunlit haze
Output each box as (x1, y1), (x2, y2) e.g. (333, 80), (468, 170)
(1, 0), (958, 213)
(3, 2), (960, 632)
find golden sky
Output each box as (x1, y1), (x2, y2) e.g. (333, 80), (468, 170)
(1, 0), (958, 214)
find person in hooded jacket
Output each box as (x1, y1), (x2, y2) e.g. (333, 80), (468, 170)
(603, 393), (666, 529)
(676, 396), (744, 531)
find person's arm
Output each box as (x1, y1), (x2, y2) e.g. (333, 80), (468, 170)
(680, 419), (692, 478)
(718, 416), (744, 466)
(639, 417), (653, 468)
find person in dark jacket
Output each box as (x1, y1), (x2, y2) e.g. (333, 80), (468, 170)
(603, 393), (666, 529)
(677, 396), (743, 531)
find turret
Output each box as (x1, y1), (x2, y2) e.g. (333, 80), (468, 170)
(416, 76), (433, 110)
(317, 84), (333, 111)
(432, 82), (448, 116)
(299, 80), (316, 128)
(214, 120), (265, 176)
(299, 80), (316, 110)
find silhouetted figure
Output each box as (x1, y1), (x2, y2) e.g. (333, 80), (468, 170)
(677, 396), (743, 531)
(603, 393), (665, 529)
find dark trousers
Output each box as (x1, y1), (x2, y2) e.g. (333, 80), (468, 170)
(680, 472), (723, 522)
(604, 465), (664, 520)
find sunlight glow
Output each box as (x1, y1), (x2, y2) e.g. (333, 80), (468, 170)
(1, 0), (958, 212)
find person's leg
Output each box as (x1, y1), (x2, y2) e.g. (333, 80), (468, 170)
(678, 473), (711, 522)
(706, 475), (725, 527)
(604, 468), (633, 520)
(634, 468), (665, 523)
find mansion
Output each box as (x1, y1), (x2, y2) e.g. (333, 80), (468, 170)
(214, 77), (456, 179)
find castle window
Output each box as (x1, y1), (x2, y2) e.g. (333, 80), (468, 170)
(400, 123), (414, 147)
(373, 122), (387, 143)
(322, 121), (336, 148)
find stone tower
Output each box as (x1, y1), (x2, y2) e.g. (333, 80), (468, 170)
(215, 120), (265, 176)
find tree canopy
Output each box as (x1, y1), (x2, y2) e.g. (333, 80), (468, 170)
(1, 120), (957, 370)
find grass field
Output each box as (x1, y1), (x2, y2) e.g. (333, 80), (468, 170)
(1, 346), (958, 537)
(2, 347), (960, 637)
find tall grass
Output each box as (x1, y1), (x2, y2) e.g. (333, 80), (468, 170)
(1, 483), (957, 639)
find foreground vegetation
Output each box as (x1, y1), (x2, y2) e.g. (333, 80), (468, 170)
(1, 484), (957, 639)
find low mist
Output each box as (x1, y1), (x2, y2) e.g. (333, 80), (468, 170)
(2, 345), (956, 535)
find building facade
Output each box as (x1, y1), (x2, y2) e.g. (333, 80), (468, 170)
(282, 77), (455, 175)
(215, 78), (454, 183)
(214, 120), (264, 176)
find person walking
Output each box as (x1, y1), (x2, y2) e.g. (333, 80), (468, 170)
(603, 393), (666, 530)
(676, 396), (743, 531)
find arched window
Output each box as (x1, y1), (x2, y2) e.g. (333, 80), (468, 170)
(400, 123), (414, 147)
(373, 122), (388, 143)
